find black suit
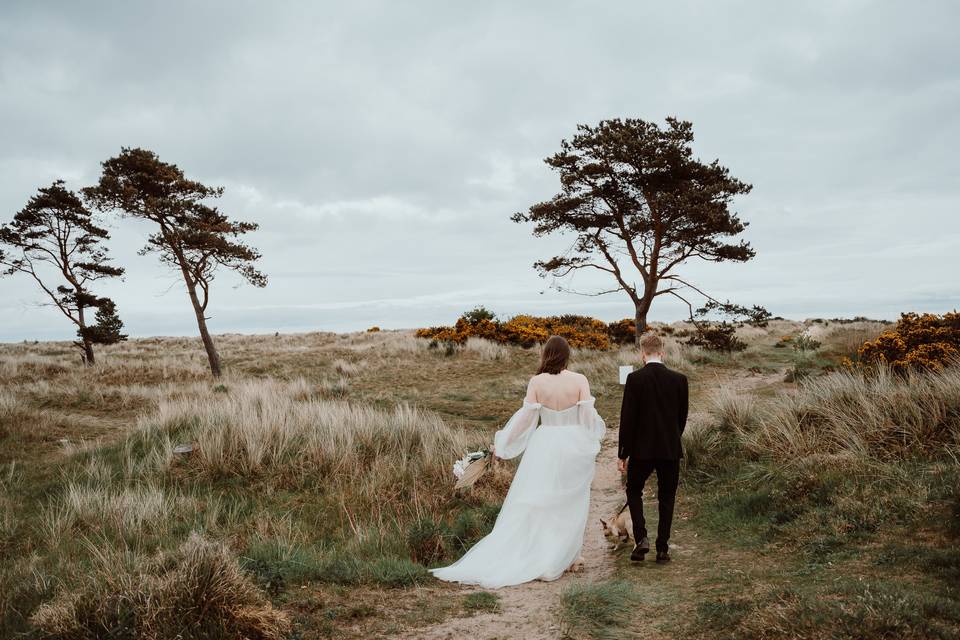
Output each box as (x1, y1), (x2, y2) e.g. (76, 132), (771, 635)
(618, 361), (689, 552)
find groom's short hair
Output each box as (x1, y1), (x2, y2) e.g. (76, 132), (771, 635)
(640, 333), (664, 355)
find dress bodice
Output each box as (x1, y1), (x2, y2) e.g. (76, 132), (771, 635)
(538, 404), (581, 426)
(492, 397), (605, 460)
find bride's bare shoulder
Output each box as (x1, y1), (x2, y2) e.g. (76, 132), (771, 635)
(565, 370), (592, 394)
(528, 372), (550, 385)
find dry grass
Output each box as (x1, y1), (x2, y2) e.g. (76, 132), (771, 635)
(5, 322), (955, 639)
(126, 378), (472, 528)
(31, 532), (291, 640)
(138, 378), (466, 474)
(741, 366), (960, 461)
(711, 386), (759, 433)
(42, 483), (191, 545)
(463, 337), (512, 361)
(1, 331), (498, 637)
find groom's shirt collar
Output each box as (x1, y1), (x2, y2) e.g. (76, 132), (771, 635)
(644, 356), (663, 365)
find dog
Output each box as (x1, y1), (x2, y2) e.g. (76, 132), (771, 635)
(599, 502), (632, 550)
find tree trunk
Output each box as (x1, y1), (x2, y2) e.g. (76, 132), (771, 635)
(77, 305), (95, 365)
(634, 300), (651, 345)
(183, 274), (222, 378)
(82, 340), (95, 365)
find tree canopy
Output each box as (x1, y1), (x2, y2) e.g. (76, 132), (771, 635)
(513, 117), (763, 341)
(84, 147), (266, 377)
(0, 180), (124, 363)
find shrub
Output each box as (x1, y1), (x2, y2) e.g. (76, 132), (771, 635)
(607, 318), (636, 345)
(366, 326), (380, 332)
(774, 335), (793, 349)
(462, 306), (496, 323)
(496, 315), (551, 347)
(857, 311), (960, 371)
(417, 312), (618, 350)
(685, 322), (747, 352)
(792, 334), (822, 352)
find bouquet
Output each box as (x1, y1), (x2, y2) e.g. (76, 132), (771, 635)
(452, 448), (492, 490)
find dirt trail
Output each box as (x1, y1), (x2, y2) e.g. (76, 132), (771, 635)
(405, 433), (623, 640)
(405, 368), (783, 640)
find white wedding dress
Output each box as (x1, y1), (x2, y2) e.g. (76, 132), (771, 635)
(430, 397), (605, 588)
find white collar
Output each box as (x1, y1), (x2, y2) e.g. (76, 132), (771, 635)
(644, 356), (663, 364)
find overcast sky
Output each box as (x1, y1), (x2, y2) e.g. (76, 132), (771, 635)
(1, 1), (958, 341)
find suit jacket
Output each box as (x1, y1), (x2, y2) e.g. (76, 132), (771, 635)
(618, 362), (689, 460)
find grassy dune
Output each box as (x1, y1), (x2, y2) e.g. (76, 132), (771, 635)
(678, 367), (960, 639)
(2, 320), (958, 639)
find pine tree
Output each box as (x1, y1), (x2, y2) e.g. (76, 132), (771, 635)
(78, 299), (128, 347)
(84, 148), (266, 377)
(0, 181), (124, 363)
(513, 117), (766, 343)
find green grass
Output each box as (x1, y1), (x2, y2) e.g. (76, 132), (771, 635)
(462, 591), (501, 613)
(559, 580), (641, 640)
(676, 363), (960, 639)
(692, 578), (960, 640)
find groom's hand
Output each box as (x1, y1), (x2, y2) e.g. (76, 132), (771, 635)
(617, 458), (627, 474)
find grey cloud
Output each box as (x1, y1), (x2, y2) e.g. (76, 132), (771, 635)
(1, 0), (958, 341)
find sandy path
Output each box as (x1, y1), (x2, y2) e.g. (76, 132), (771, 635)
(405, 432), (623, 640)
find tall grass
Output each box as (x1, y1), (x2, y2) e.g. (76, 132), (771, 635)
(31, 532), (291, 640)
(129, 378), (471, 521)
(1, 330), (507, 636)
(690, 365), (960, 556)
(463, 337), (512, 361)
(742, 366), (960, 461)
(42, 483), (190, 544)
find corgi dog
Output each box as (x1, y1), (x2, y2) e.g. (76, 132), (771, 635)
(599, 502), (631, 550)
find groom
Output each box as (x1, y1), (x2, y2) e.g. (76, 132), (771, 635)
(617, 333), (689, 564)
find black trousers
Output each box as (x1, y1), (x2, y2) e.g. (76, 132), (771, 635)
(626, 458), (680, 552)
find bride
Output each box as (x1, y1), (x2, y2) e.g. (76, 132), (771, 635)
(430, 335), (605, 588)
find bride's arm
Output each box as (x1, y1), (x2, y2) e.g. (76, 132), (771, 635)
(492, 379), (541, 460)
(577, 376), (606, 439)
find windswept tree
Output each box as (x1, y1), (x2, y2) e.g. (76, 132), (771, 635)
(84, 148), (266, 378)
(513, 117), (764, 343)
(0, 181), (125, 364)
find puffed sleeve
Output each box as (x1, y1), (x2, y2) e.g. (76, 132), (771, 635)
(493, 401), (541, 459)
(577, 397), (606, 441)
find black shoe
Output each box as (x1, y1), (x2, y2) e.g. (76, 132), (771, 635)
(655, 550), (671, 564)
(630, 537), (650, 562)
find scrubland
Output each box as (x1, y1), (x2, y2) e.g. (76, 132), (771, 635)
(1, 318), (957, 639)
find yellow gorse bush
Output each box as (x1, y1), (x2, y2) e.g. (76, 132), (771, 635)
(855, 311), (960, 371)
(416, 313), (641, 350)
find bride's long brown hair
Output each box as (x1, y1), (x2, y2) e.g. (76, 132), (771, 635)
(537, 335), (571, 375)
